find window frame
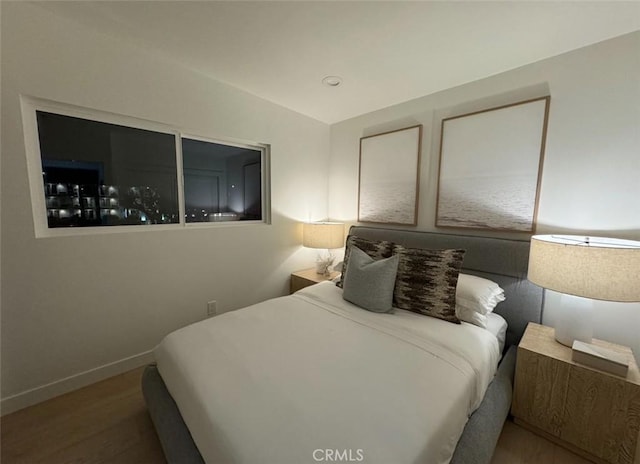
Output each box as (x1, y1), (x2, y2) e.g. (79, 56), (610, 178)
(21, 96), (271, 238)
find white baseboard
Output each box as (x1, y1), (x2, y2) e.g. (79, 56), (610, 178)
(1, 350), (154, 416)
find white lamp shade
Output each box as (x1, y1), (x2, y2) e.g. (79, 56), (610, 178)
(528, 235), (640, 302)
(302, 222), (345, 249)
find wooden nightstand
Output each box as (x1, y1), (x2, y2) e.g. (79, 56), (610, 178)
(290, 268), (339, 294)
(512, 323), (640, 464)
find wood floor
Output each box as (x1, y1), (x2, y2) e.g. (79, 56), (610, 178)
(1, 367), (165, 464)
(491, 420), (592, 464)
(1, 366), (592, 464)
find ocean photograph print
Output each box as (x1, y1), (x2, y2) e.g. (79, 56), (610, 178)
(436, 97), (550, 232)
(358, 125), (422, 226)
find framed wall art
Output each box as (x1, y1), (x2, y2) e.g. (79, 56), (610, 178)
(358, 125), (422, 226)
(436, 96), (550, 232)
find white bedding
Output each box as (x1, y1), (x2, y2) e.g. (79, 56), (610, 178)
(154, 282), (501, 464)
(486, 312), (508, 354)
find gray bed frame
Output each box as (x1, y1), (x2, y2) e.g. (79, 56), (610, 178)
(142, 226), (543, 464)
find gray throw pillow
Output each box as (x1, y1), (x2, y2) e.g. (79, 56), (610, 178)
(393, 245), (466, 323)
(337, 235), (395, 288)
(342, 246), (399, 313)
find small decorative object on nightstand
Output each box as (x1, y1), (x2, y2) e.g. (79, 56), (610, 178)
(512, 322), (640, 464)
(290, 268), (339, 294)
(571, 340), (629, 377)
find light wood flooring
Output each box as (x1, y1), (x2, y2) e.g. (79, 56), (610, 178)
(1, 367), (165, 464)
(1, 366), (592, 464)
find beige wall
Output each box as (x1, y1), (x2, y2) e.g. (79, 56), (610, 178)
(328, 32), (640, 358)
(0, 3), (330, 412)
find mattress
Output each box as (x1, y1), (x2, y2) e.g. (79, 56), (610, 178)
(154, 282), (501, 464)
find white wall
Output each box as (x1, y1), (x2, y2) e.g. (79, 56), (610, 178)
(328, 32), (640, 359)
(0, 3), (330, 413)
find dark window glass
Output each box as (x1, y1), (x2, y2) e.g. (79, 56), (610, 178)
(37, 111), (179, 228)
(182, 138), (262, 223)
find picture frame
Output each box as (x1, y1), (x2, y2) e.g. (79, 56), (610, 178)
(357, 125), (422, 226)
(436, 96), (550, 232)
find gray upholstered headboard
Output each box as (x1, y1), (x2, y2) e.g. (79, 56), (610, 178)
(349, 226), (543, 349)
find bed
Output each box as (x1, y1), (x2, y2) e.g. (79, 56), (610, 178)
(143, 226), (543, 464)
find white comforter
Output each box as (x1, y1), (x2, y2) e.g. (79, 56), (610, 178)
(154, 282), (500, 464)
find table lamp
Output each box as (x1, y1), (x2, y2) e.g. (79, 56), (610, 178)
(302, 222), (345, 276)
(527, 235), (640, 346)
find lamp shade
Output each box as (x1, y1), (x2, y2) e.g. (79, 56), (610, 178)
(528, 235), (640, 302)
(302, 222), (345, 249)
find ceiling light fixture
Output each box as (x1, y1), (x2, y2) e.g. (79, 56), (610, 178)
(322, 76), (342, 87)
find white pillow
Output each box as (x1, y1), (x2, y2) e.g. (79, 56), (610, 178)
(455, 273), (505, 327)
(456, 305), (489, 328)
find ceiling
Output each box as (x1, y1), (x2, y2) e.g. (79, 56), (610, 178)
(35, 1), (640, 124)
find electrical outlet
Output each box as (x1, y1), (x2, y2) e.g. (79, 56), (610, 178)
(207, 300), (217, 317)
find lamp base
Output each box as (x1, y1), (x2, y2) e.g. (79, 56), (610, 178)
(554, 294), (593, 347)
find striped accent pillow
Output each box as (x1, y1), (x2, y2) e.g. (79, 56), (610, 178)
(393, 245), (466, 323)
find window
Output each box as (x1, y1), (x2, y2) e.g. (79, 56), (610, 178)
(37, 111), (179, 228)
(23, 97), (270, 236)
(182, 138), (263, 223)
